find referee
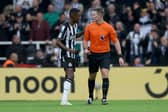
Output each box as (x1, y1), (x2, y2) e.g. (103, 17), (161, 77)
(83, 7), (124, 105)
(57, 8), (83, 105)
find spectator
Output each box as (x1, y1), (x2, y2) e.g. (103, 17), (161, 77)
(8, 13), (30, 41)
(26, 0), (43, 21)
(63, 1), (72, 18)
(29, 49), (45, 67)
(45, 39), (59, 54)
(50, 12), (67, 39)
(51, 0), (65, 13)
(121, 6), (135, 32)
(17, 0), (33, 10)
(160, 7), (168, 32)
(84, 0), (102, 24)
(115, 21), (127, 56)
(44, 3), (60, 28)
(39, 0), (51, 13)
(0, 14), (9, 60)
(164, 22), (168, 39)
(6, 34), (27, 63)
(0, 0), (12, 13)
(105, 3), (121, 26)
(30, 12), (50, 41)
(45, 39), (61, 67)
(0, 14), (9, 41)
(158, 36), (168, 66)
(13, 4), (26, 18)
(141, 29), (160, 65)
(126, 23), (144, 64)
(147, 1), (158, 24)
(132, 2), (141, 23)
(133, 56), (144, 67)
(3, 52), (18, 67)
(139, 8), (152, 37)
(3, 5), (15, 23)
(44, 53), (59, 67)
(71, 0), (84, 13)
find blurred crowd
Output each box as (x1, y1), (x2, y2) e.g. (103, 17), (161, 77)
(0, 0), (168, 67)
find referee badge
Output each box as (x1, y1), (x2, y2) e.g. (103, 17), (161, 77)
(100, 35), (105, 41)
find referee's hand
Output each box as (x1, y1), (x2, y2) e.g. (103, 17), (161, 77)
(119, 57), (124, 66)
(84, 48), (91, 55)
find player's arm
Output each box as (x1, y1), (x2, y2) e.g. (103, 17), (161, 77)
(56, 39), (78, 54)
(76, 31), (84, 38)
(56, 25), (78, 54)
(56, 39), (68, 51)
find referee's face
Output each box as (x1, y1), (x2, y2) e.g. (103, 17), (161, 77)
(91, 11), (101, 22)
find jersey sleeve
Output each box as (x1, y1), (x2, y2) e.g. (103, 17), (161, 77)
(84, 25), (90, 41)
(58, 24), (66, 40)
(109, 26), (118, 43)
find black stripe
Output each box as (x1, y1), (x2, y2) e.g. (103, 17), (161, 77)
(72, 25), (75, 36)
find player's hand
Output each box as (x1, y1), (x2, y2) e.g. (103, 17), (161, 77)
(68, 49), (79, 54)
(84, 48), (91, 55)
(119, 57), (124, 66)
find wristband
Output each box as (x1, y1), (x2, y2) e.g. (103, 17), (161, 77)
(84, 47), (89, 50)
(118, 54), (123, 58)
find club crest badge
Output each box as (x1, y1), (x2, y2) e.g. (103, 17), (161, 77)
(68, 62), (73, 67)
(100, 35), (105, 41)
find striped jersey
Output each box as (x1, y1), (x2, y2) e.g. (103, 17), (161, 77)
(58, 21), (78, 59)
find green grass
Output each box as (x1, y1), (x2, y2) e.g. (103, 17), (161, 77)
(0, 100), (168, 112)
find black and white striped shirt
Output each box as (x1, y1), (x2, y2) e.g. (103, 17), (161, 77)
(58, 22), (78, 59)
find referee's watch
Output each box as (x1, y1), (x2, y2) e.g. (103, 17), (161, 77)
(118, 54), (123, 58)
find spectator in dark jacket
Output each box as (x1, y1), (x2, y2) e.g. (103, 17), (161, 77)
(8, 13), (30, 41)
(158, 36), (168, 66)
(6, 34), (27, 63)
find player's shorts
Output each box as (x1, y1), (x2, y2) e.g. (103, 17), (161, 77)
(88, 52), (111, 73)
(62, 56), (76, 71)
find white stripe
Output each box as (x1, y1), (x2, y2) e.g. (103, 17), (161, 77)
(58, 25), (66, 39)
(66, 28), (70, 57)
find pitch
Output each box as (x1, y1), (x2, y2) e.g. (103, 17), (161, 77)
(0, 100), (167, 112)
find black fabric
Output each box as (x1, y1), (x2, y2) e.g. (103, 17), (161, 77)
(102, 78), (109, 99)
(88, 79), (95, 99)
(88, 52), (111, 73)
(62, 57), (76, 71)
(66, 78), (72, 83)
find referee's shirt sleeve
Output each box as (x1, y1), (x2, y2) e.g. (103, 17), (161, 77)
(58, 25), (66, 40)
(109, 25), (118, 43)
(84, 25), (90, 41)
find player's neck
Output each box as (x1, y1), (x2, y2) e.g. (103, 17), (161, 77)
(69, 19), (75, 25)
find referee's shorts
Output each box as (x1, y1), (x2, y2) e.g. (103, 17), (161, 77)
(88, 52), (111, 73)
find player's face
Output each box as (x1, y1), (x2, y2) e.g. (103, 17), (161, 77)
(73, 12), (81, 23)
